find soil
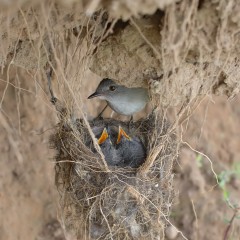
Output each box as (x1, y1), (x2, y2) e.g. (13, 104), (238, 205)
(0, 68), (239, 240)
(172, 95), (240, 240)
(0, 1), (240, 239)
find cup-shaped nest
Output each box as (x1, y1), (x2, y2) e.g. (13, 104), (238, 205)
(50, 106), (177, 240)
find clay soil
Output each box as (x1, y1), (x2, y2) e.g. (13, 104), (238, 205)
(0, 68), (239, 240)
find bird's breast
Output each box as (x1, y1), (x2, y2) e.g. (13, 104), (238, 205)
(107, 93), (147, 116)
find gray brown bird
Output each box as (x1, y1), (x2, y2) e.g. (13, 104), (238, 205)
(88, 78), (149, 117)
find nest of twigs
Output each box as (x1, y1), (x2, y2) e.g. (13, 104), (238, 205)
(50, 101), (178, 239)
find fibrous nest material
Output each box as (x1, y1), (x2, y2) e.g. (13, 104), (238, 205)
(50, 101), (177, 239)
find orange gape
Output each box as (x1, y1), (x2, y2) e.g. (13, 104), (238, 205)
(98, 128), (109, 145)
(117, 126), (131, 144)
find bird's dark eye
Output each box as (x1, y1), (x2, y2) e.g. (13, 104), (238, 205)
(109, 86), (116, 91)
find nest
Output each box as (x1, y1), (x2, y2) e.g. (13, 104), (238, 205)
(50, 101), (178, 239)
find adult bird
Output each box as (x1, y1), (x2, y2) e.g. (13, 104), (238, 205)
(88, 78), (149, 119)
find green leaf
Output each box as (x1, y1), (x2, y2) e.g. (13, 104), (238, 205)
(223, 188), (230, 201)
(196, 154), (203, 168)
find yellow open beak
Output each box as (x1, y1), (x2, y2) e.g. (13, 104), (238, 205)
(98, 128), (109, 145)
(116, 126), (131, 144)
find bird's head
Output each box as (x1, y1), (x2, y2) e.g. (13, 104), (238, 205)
(88, 78), (125, 101)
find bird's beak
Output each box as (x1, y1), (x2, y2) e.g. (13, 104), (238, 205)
(116, 126), (131, 144)
(88, 91), (101, 99)
(98, 128), (109, 145)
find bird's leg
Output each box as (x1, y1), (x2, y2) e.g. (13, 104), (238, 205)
(128, 115), (134, 130)
(46, 65), (57, 105)
(98, 128), (109, 145)
(117, 126), (131, 144)
(96, 104), (108, 119)
(130, 115), (133, 122)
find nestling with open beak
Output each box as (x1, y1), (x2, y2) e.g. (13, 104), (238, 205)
(96, 125), (146, 168)
(97, 127), (120, 166)
(115, 126), (146, 168)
